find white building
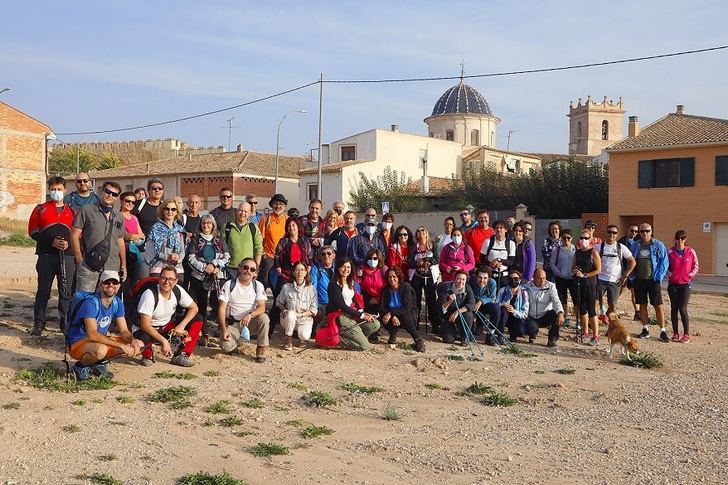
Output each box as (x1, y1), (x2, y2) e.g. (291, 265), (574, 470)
(298, 79), (540, 209)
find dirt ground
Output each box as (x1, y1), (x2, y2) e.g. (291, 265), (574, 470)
(1, 246), (728, 485)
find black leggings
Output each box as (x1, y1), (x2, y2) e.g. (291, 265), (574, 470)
(186, 277), (217, 334)
(410, 274), (441, 326)
(667, 283), (691, 334)
(384, 310), (420, 342)
(555, 277), (576, 313)
(574, 278), (596, 317)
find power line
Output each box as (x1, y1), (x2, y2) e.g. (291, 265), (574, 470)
(57, 80), (320, 136)
(325, 44), (728, 83)
(54, 44), (728, 136)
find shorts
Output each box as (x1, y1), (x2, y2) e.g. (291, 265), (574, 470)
(633, 279), (662, 306)
(596, 279), (620, 306)
(68, 336), (126, 360)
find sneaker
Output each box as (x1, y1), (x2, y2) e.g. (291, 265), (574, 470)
(414, 339), (426, 353)
(528, 336), (535, 344)
(589, 337), (599, 346)
(198, 334), (210, 347)
(563, 319), (571, 329)
(73, 362), (92, 382)
(680, 334), (690, 343)
(659, 330), (670, 343)
(387, 334), (397, 345)
(637, 328), (650, 339)
(90, 360), (114, 379)
(633, 312), (641, 321)
(170, 352), (194, 367)
(30, 325), (44, 336)
(547, 339), (556, 348)
(141, 357), (155, 367)
(283, 343), (293, 351)
(671, 333), (680, 342)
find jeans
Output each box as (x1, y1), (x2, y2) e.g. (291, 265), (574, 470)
(34, 253), (75, 331)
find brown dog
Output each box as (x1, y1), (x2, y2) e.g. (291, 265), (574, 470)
(606, 312), (639, 360)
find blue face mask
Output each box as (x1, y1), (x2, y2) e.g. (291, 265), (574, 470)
(99, 203), (113, 213)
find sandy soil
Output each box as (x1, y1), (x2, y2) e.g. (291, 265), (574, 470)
(1, 246), (727, 485)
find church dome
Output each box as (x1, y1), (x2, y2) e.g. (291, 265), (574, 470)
(431, 81), (492, 117)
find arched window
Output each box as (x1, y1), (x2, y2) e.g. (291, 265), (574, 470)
(577, 121), (582, 138)
(470, 129), (480, 146)
(602, 120), (609, 140)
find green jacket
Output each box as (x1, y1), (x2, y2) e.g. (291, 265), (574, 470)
(225, 221), (263, 268)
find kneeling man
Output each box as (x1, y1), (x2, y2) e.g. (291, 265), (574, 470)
(524, 268), (564, 347)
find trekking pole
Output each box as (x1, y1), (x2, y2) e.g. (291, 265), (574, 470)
(475, 311), (512, 348)
(451, 294), (484, 358)
(575, 276), (583, 343)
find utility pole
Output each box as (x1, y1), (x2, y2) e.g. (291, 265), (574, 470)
(316, 73), (324, 200)
(225, 117), (236, 152)
(506, 130), (520, 152)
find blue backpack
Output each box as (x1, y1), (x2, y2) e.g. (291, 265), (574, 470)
(64, 291), (121, 346)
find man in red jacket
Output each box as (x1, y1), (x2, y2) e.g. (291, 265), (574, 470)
(27, 176), (75, 336)
(464, 209), (494, 257)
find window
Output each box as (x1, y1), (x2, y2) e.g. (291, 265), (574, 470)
(470, 129), (480, 146)
(716, 155), (728, 185)
(638, 157), (695, 188)
(307, 183), (318, 201)
(340, 145), (355, 161)
(577, 121), (582, 138)
(601, 120), (609, 140)
(446, 130), (454, 141)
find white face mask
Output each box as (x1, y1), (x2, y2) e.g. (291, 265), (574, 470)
(579, 239), (590, 249)
(366, 226), (376, 236)
(49, 190), (64, 202)
(452, 235), (462, 246)
(367, 259), (378, 269)
(382, 222), (392, 231)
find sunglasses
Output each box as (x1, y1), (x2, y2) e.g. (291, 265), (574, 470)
(76, 179), (89, 184)
(629, 229), (639, 233)
(398, 233), (408, 237)
(607, 231), (618, 235)
(368, 257), (378, 261)
(563, 236), (572, 240)
(159, 276), (177, 282)
(240, 265), (257, 272)
(322, 251), (334, 256)
(510, 278), (521, 283)
(220, 195), (232, 199)
(103, 188), (120, 197)
(150, 186), (164, 191)
(249, 201), (258, 205)
(640, 229), (651, 233)
(579, 236), (590, 240)
(102, 279), (120, 286)
(123, 199), (135, 204)
(163, 207), (178, 212)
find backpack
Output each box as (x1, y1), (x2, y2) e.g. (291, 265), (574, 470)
(599, 241), (629, 273)
(64, 291), (121, 345)
(125, 276), (182, 329)
(225, 221), (257, 242)
(482, 235), (497, 262)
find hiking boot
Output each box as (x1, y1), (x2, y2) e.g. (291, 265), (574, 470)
(633, 312), (641, 321)
(90, 360), (114, 379)
(387, 334), (397, 345)
(414, 339), (426, 353)
(680, 334), (690, 343)
(671, 333), (680, 342)
(141, 357), (155, 367)
(198, 334), (210, 347)
(589, 337), (599, 346)
(30, 326), (43, 336)
(637, 328), (650, 339)
(528, 336), (535, 344)
(547, 339), (556, 348)
(255, 345), (267, 363)
(170, 352), (194, 367)
(659, 330), (670, 343)
(73, 362), (92, 382)
(563, 319), (571, 329)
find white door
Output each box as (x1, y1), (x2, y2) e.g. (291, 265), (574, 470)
(716, 223), (728, 276)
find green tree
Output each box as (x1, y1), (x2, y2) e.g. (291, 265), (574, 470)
(349, 167), (426, 212)
(48, 148), (121, 175)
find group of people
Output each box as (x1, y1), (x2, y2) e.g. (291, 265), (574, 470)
(27, 173), (699, 381)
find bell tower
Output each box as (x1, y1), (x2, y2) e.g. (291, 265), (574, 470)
(568, 95), (625, 156)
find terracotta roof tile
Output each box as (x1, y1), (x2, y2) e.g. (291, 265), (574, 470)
(608, 113), (728, 151)
(91, 150), (307, 178)
(298, 160), (375, 175)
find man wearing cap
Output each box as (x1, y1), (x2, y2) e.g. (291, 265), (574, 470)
(351, 215), (386, 267)
(464, 209), (494, 257)
(584, 220), (602, 246)
(245, 194), (263, 224)
(71, 181), (127, 292)
(459, 209), (477, 233)
(64, 172), (100, 213)
(210, 188), (236, 236)
(217, 258), (270, 363)
(66, 270), (142, 381)
(258, 193), (288, 289)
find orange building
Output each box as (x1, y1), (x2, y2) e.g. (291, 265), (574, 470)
(0, 102), (54, 219)
(607, 106), (728, 276)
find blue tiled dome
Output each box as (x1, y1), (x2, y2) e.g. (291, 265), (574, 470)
(431, 81), (492, 116)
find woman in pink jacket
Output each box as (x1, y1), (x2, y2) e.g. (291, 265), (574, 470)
(439, 227), (475, 282)
(667, 230), (699, 343)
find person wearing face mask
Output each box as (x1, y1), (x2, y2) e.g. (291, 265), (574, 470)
(439, 228), (475, 283)
(359, 248), (388, 319)
(572, 230), (602, 345)
(351, 217), (386, 268)
(379, 213), (395, 248)
(28, 176), (76, 336)
(356, 207), (380, 234)
(494, 270), (529, 343)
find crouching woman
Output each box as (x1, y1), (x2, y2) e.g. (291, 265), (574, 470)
(276, 262), (318, 350)
(379, 266), (425, 352)
(326, 258), (381, 350)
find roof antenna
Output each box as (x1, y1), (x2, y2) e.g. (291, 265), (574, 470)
(460, 61), (465, 83)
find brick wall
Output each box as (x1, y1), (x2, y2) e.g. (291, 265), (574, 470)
(609, 144), (728, 274)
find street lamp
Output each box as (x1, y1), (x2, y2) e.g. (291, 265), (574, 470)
(275, 110), (307, 193)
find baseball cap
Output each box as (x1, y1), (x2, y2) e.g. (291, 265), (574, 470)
(585, 220), (597, 228)
(100, 270), (120, 283)
(459, 210), (470, 217)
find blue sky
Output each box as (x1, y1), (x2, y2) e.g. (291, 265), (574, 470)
(2, 1), (727, 157)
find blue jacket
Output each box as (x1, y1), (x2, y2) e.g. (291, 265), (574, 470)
(495, 285), (529, 320)
(351, 233), (386, 267)
(310, 263), (335, 305)
(627, 238), (668, 282)
(469, 278), (497, 305)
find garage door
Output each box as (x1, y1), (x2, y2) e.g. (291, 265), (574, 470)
(717, 223), (728, 276)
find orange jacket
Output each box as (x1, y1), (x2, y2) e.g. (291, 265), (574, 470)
(259, 212), (287, 258)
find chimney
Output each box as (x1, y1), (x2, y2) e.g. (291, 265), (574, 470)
(676, 104), (685, 115)
(628, 116), (640, 137)
(390, 124), (399, 132)
(236, 144), (244, 152)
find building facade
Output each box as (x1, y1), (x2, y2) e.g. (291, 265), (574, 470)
(0, 101), (54, 219)
(607, 106), (728, 275)
(568, 96), (625, 157)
